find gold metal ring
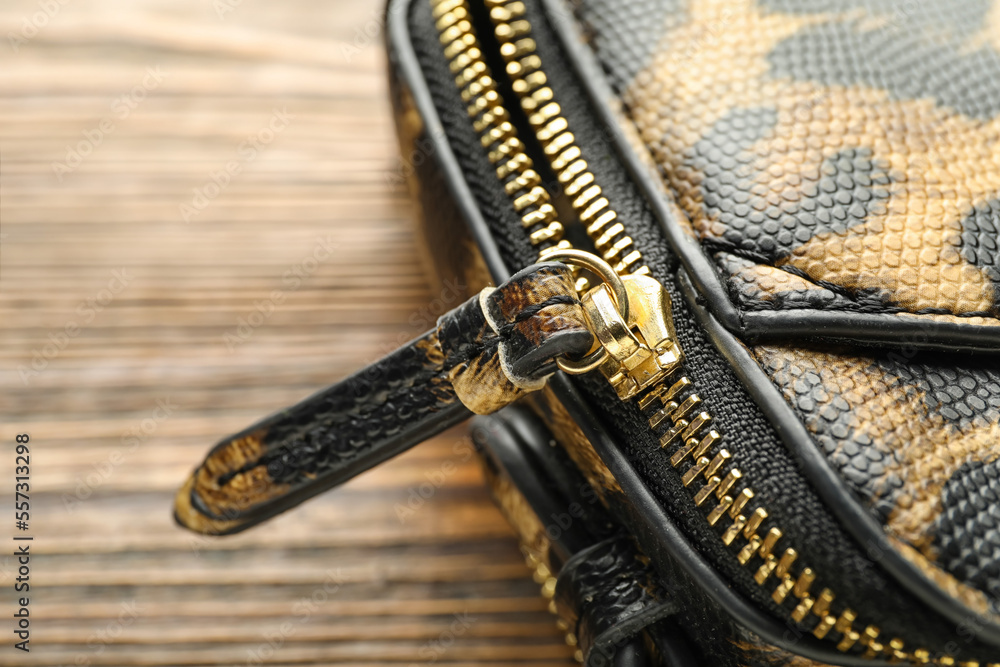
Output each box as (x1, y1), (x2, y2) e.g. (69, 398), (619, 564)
(555, 347), (607, 375)
(544, 249), (630, 375)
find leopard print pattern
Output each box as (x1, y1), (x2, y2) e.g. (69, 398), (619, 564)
(575, 0), (1000, 613)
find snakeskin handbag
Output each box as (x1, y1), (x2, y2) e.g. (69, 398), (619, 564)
(175, 1), (1000, 665)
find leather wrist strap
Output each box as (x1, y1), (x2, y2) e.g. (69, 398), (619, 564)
(175, 262), (594, 535)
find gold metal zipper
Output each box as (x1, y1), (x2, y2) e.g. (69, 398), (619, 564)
(433, 0), (571, 256)
(429, 0), (989, 664)
(484, 0), (647, 278)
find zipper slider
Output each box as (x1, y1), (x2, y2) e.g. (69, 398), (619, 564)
(547, 250), (684, 399)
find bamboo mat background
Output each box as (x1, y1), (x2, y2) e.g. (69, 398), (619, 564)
(0, 0), (575, 664)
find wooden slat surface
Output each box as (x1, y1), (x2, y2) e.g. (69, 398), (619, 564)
(0, 0), (575, 664)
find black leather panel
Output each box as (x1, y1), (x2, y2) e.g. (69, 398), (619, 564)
(555, 536), (679, 665)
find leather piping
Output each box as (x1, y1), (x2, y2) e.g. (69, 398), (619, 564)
(387, 0), (511, 283)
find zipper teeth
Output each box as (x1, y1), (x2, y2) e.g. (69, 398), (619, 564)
(432, 0), (571, 259)
(639, 377), (956, 665)
(483, 0), (648, 277)
(523, 548), (585, 664)
(429, 1), (969, 664)
(483, 451), (584, 662)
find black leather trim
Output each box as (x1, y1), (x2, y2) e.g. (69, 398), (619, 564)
(537, 0), (1000, 355)
(741, 308), (1000, 352)
(475, 407), (589, 561)
(612, 638), (651, 667)
(488, 407), (609, 555)
(676, 267), (1000, 645)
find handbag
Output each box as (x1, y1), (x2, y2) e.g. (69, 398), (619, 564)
(175, 0), (1000, 665)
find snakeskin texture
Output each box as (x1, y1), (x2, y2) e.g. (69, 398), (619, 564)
(484, 264), (594, 389)
(574, 0), (1000, 619)
(554, 536), (679, 663)
(939, 459), (1000, 602)
(173, 326), (467, 535)
(578, 0), (1000, 330)
(175, 263), (594, 535)
(753, 345), (1000, 613)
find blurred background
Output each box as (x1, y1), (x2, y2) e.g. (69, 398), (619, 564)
(0, 0), (575, 664)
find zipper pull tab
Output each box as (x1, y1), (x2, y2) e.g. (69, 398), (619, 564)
(174, 261), (595, 535)
(547, 250), (684, 400)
